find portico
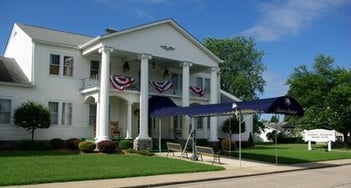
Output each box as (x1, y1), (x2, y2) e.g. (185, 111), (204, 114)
(79, 19), (223, 150)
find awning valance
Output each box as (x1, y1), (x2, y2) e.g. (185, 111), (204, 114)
(149, 96), (304, 118)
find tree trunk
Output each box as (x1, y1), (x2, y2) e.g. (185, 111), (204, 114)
(343, 131), (349, 145)
(31, 127), (35, 142)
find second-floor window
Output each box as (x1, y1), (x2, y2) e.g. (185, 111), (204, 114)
(90, 60), (99, 79)
(50, 54), (60, 75)
(0, 98), (11, 124)
(63, 56), (74, 76)
(49, 54), (74, 77)
(171, 73), (182, 95)
(197, 77), (210, 96)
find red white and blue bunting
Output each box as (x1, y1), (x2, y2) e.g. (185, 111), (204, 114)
(150, 80), (173, 93)
(110, 75), (135, 91)
(190, 86), (205, 97)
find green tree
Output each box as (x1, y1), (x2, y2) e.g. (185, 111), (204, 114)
(14, 101), (51, 141)
(203, 36), (266, 100)
(222, 116), (246, 134)
(253, 114), (265, 134)
(286, 54), (351, 142)
(270, 115), (279, 123)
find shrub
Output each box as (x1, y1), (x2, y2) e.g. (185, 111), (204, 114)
(124, 148), (154, 156)
(98, 140), (116, 153)
(118, 139), (133, 150)
(66, 138), (81, 150)
(18, 140), (50, 150)
(78, 141), (96, 153)
(221, 139), (236, 150)
(247, 133), (255, 147)
(50, 138), (64, 149)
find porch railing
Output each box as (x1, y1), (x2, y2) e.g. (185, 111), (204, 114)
(80, 77), (140, 91)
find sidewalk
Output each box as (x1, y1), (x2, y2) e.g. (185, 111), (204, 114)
(6, 153), (351, 188)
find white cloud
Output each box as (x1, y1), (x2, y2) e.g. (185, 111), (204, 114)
(242, 0), (351, 41)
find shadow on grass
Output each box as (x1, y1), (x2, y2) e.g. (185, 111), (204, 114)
(0, 150), (79, 157)
(226, 152), (311, 164)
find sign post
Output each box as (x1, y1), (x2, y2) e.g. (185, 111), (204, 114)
(303, 129), (336, 152)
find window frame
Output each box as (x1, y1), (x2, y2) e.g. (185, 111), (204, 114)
(0, 98), (11, 124)
(48, 101), (59, 125)
(49, 54), (60, 75)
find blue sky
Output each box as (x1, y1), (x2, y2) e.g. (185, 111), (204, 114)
(1, 0), (350, 98)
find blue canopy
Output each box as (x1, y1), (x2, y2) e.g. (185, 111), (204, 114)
(149, 96), (304, 118)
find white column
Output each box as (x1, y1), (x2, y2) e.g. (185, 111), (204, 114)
(96, 46), (113, 142)
(95, 101), (100, 140)
(209, 67), (219, 142)
(181, 62), (192, 139)
(125, 101), (132, 139)
(136, 54), (152, 140)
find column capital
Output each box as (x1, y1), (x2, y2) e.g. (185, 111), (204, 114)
(210, 66), (219, 73)
(98, 46), (114, 54)
(139, 54), (152, 60)
(181, 61), (193, 68)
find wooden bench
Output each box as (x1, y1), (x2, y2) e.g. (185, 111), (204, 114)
(166, 142), (188, 158)
(196, 145), (220, 164)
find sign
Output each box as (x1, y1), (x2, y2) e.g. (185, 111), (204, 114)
(303, 129), (336, 142)
(303, 129), (336, 152)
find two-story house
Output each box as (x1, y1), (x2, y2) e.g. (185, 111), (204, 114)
(0, 19), (252, 149)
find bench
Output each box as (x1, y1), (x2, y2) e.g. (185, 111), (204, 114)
(196, 145), (220, 164)
(166, 142), (188, 158)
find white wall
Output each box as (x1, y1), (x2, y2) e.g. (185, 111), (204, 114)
(4, 24), (34, 82)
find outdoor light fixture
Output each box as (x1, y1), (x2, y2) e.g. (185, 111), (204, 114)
(160, 45), (175, 51)
(163, 68), (169, 78)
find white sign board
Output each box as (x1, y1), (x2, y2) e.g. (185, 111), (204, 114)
(303, 129), (336, 151)
(303, 129), (336, 142)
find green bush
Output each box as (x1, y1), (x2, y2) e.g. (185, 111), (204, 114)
(18, 140), (50, 150)
(49, 138), (64, 149)
(247, 133), (255, 147)
(221, 139), (236, 150)
(66, 138), (81, 150)
(78, 141), (96, 153)
(118, 139), (133, 150)
(98, 140), (116, 153)
(124, 148), (154, 156)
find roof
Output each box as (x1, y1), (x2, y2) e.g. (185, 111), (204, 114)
(80, 19), (223, 64)
(16, 23), (93, 48)
(0, 57), (30, 84)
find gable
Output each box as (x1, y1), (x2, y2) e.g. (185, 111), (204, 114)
(99, 21), (221, 67)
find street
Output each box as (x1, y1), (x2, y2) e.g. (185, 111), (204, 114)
(156, 165), (351, 188)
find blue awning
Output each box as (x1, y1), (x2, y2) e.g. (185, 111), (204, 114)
(149, 96), (304, 118)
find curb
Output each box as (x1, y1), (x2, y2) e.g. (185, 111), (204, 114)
(121, 162), (351, 188)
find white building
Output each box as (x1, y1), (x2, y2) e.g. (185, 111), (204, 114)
(0, 19), (252, 149)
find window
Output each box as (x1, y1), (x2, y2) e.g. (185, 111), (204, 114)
(89, 104), (97, 126)
(48, 102), (59, 125)
(63, 56), (74, 76)
(171, 73), (182, 95)
(49, 54), (74, 77)
(62, 102), (72, 125)
(90, 60), (99, 79)
(50, 54), (60, 75)
(196, 77), (210, 96)
(205, 78), (210, 96)
(0, 99), (11, 124)
(196, 117), (203, 129)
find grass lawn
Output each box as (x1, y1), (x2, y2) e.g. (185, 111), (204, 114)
(229, 143), (351, 164)
(0, 151), (224, 186)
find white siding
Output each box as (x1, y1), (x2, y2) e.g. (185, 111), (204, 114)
(4, 24), (34, 82)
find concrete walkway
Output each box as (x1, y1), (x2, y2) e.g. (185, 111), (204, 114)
(6, 153), (351, 188)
